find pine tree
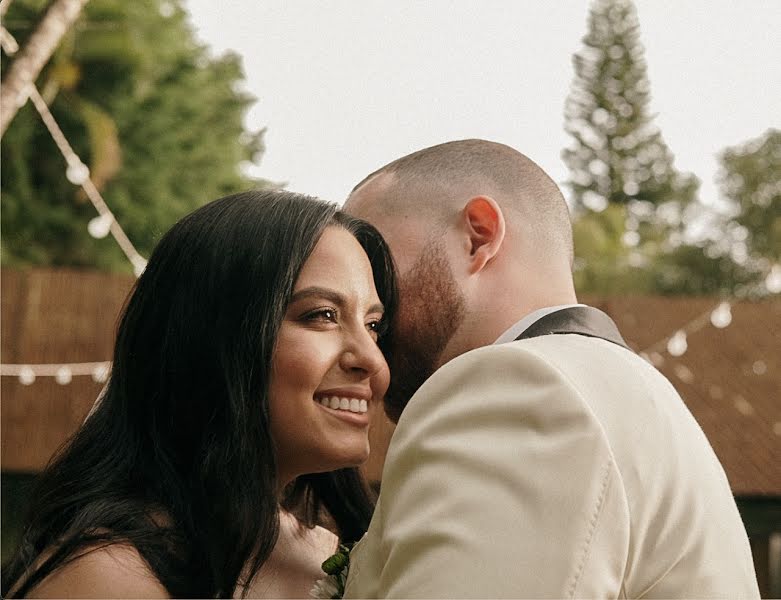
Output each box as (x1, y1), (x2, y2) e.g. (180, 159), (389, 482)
(563, 0), (698, 214)
(563, 0), (700, 294)
(1, 0), (270, 270)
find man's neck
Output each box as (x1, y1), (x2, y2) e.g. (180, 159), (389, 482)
(438, 292), (578, 367)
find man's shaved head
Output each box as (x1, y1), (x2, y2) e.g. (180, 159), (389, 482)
(348, 139), (573, 264)
(345, 139), (577, 422)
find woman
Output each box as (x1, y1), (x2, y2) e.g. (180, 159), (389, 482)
(3, 190), (397, 598)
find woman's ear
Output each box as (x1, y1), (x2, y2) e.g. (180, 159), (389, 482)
(462, 196), (505, 274)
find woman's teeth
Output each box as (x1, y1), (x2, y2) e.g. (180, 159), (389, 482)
(316, 397), (368, 414)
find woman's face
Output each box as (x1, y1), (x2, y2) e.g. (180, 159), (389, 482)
(270, 226), (390, 484)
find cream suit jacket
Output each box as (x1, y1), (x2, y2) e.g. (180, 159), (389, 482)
(344, 334), (759, 598)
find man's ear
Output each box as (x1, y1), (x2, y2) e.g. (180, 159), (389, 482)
(462, 196), (505, 274)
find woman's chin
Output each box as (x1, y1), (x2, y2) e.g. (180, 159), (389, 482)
(317, 446), (371, 472)
(292, 460), (368, 480)
(333, 452), (370, 470)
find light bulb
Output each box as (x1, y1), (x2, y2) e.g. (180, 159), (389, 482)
(19, 366), (35, 385)
(765, 264), (781, 294)
(87, 214), (113, 239)
(92, 363), (110, 383)
(55, 367), (72, 385)
(667, 330), (688, 357)
(710, 302), (732, 328)
(66, 161), (89, 185)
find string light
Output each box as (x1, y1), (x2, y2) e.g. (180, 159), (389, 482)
(639, 257), (779, 359)
(65, 160), (89, 185)
(766, 264), (781, 294)
(18, 366), (35, 386)
(0, 26), (146, 385)
(667, 330), (688, 357)
(710, 302), (732, 328)
(1, 362), (112, 384)
(55, 366), (73, 385)
(0, 26), (147, 276)
(92, 363), (110, 383)
(87, 213), (113, 239)
(635, 272), (775, 434)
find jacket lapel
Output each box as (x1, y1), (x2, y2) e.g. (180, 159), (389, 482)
(515, 306), (630, 351)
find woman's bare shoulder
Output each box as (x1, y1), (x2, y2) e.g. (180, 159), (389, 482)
(26, 543), (169, 599)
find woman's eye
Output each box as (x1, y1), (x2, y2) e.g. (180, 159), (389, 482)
(367, 319), (388, 340)
(306, 308), (337, 323)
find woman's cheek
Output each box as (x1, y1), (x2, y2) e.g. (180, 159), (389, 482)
(373, 361), (391, 399)
(275, 327), (339, 387)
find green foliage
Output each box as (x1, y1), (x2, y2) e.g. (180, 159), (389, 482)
(1, 0), (269, 271)
(650, 243), (762, 296)
(639, 130), (781, 298)
(718, 129), (781, 263)
(572, 204), (654, 294)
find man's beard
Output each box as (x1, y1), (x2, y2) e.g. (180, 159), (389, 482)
(383, 240), (466, 423)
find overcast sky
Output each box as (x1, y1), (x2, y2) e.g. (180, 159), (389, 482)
(185, 1), (780, 209)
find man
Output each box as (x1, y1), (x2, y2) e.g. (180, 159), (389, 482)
(342, 139), (759, 598)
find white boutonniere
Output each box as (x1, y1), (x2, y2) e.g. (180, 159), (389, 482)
(310, 543), (352, 599)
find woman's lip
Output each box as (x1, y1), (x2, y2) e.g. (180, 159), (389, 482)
(314, 388), (372, 402)
(315, 401), (370, 426)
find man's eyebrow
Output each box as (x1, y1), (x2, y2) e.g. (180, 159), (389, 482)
(289, 286), (385, 313)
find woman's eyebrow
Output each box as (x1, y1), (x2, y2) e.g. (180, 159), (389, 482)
(289, 286), (384, 313)
(290, 286), (345, 306)
(367, 302), (385, 315)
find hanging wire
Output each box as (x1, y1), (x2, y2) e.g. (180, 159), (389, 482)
(0, 25), (142, 381)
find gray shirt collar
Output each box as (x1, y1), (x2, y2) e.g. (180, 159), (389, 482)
(493, 304), (586, 345)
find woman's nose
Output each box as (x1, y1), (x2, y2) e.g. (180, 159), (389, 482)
(340, 329), (387, 377)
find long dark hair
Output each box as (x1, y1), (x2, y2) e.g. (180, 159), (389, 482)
(2, 190), (398, 598)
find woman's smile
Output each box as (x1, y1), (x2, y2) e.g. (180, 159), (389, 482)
(314, 397), (370, 426)
(313, 386), (372, 422)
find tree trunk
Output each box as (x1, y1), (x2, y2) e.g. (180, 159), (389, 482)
(0, 0), (88, 137)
